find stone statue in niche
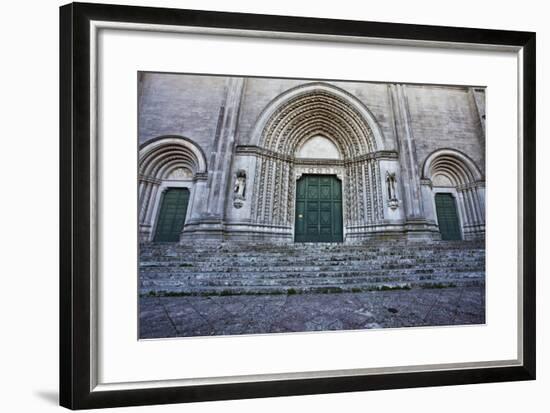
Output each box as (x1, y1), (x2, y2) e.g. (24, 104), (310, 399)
(386, 171), (399, 210)
(233, 170), (246, 208)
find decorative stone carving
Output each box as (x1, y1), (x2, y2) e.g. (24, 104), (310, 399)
(250, 87), (386, 233)
(138, 136), (208, 241)
(261, 91), (377, 155)
(294, 165), (344, 181)
(233, 169), (246, 208)
(422, 149), (485, 238)
(386, 171), (399, 210)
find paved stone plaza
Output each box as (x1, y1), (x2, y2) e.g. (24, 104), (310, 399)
(139, 286), (485, 339)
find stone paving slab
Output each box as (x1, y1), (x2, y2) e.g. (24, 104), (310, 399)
(139, 286), (485, 339)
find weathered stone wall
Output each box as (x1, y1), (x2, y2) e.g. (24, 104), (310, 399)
(138, 74), (485, 175)
(138, 72), (227, 155)
(138, 73), (485, 243)
(405, 85), (485, 173)
(236, 78), (397, 150)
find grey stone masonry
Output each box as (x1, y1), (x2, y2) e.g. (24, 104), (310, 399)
(189, 77), (246, 239)
(138, 74), (485, 243)
(388, 84), (429, 231)
(139, 240), (485, 296)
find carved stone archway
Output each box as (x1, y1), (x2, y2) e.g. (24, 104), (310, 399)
(138, 135), (208, 241)
(421, 148), (485, 239)
(249, 83), (388, 241)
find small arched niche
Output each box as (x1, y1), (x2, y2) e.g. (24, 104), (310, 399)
(432, 173), (454, 187)
(296, 135), (341, 160)
(166, 167), (193, 180)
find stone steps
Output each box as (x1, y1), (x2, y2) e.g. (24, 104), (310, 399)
(140, 257), (484, 268)
(142, 239), (483, 248)
(139, 241), (485, 295)
(141, 250), (484, 261)
(142, 271), (479, 285)
(140, 255), (484, 270)
(141, 249), (484, 259)
(141, 272), (483, 285)
(140, 242), (484, 257)
(141, 277), (483, 295)
(141, 251), (484, 260)
(141, 264), (483, 277)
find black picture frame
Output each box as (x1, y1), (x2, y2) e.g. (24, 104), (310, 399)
(60, 2), (536, 410)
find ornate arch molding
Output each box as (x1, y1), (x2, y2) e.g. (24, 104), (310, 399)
(250, 82), (386, 154)
(249, 83), (387, 238)
(422, 148), (483, 188)
(139, 135), (207, 180)
(422, 148), (485, 239)
(138, 136), (208, 241)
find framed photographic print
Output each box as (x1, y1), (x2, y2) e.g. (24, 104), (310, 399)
(59, 2), (536, 409)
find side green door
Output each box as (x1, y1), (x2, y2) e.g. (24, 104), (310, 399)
(435, 193), (462, 241)
(153, 188), (190, 242)
(295, 175), (343, 243)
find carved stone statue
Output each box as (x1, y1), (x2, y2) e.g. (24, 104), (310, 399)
(386, 171), (399, 210)
(233, 170), (246, 208)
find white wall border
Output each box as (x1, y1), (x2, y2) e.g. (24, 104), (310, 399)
(90, 20), (523, 391)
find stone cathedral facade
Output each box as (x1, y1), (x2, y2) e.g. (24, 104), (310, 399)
(138, 73), (486, 244)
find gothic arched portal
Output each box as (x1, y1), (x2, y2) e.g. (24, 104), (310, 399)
(249, 83), (389, 242)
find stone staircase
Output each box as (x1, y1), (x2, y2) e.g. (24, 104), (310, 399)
(139, 240), (485, 296)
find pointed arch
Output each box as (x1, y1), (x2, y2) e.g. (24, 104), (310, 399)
(250, 82), (386, 155)
(249, 83), (387, 238)
(296, 135), (341, 159)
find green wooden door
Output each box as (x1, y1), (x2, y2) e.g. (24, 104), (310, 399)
(153, 188), (190, 242)
(435, 193), (462, 241)
(295, 175), (343, 242)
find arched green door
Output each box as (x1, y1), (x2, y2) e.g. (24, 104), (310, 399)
(435, 193), (462, 240)
(153, 188), (190, 242)
(295, 175), (343, 243)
